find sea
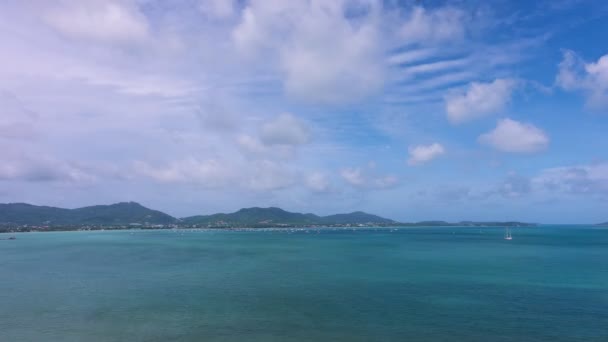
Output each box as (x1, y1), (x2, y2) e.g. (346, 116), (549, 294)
(1, 226), (607, 341)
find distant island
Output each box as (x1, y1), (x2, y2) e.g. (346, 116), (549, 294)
(0, 202), (536, 233)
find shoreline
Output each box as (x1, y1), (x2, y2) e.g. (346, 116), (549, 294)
(0, 224), (542, 234)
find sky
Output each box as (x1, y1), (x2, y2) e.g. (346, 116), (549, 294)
(1, 0), (608, 223)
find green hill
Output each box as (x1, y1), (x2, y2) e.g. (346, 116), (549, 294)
(181, 207), (394, 226)
(0, 202), (176, 225)
(320, 211), (395, 224)
(181, 207), (319, 226)
(0, 202), (536, 229)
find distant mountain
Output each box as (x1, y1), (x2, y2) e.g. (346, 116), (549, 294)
(320, 211), (394, 225)
(0, 202), (176, 225)
(181, 207), (395, 226)
(597, 222), (608, 226)
(412, 220), (450, 226)
(0, 202), (535, 230)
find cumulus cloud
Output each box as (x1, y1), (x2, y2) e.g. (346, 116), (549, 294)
(445, 78), (516, 124)
(340, 166), (398, 190)
(399, 6), (467, 44)
(485, 163), (608, 200)
(232, 0), (384, 104)
(231, 1), (289, 56)
(235, 134), (296, 160)
(196, 95), (239, 132)
(407, 143), (445, 166)
(135, 157), (296, 192)
(43, 1), (149, 44)
(244, 160), (296, 191)
(479, 118), (549, 153)
(236, 134), (268, 155)
(556, 50), (608, 110)
(260, 113), (310, 146)
(534, 163), (608, 195)
(341, 167), (366, 187)
(235, 113), (310, 159)
(305, 172), (331, 193)
(279, 7), (384, 103)
(0, 153), (95, 183)
(433, 162), (608, 203)
(135, 158), (233, 188)
(497, 173), (532, 198)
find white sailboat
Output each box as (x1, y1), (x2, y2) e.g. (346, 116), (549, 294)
(504, 227), (513, 240)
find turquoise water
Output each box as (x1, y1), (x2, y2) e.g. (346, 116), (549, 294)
(1, 226), (607, 341)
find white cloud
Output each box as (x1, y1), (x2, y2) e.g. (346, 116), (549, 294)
(279, 8), (384, 103)
(244, 160), (295, 191)
(533, 163), (608, 196)
(200, 0), (237, 19)
(195, 96), (238, 132)
(445, 78), (516, 124)
(556, 50), (608, 110)
(341, 167), (366, 187)
(235, 134), (295, 160)
(260, 113), (310, 146)
(555, 50), (583, 90)
(235, 113), (310, 160)
(401, 57), (471, 77)
(340, 166), (398, 190)
(231, 1), (291, 57)
(407, 143), (445, 166)
(135, 157), (296, 192)
(236, 134), (268, 155)
(387, 48), (437, 66)
(479, 118), (549, 153)
(44, 1), (149, 44)
(0, 152), (95, 183)
(497, 173), (532, 198)
(232, 0), (385, 104)
(399, 6), (467, 45)
(305, 172), (331, 193)
(135, 158), (233, 188)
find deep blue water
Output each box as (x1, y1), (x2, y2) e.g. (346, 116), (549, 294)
(1, 226), (607, 341)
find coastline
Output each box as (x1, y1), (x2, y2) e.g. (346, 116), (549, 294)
(0, 223), (538, 234)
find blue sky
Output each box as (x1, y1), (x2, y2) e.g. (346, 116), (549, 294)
(1, 0), (607, 223)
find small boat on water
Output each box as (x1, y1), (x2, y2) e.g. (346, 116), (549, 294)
(1, 236), (16, 240)
(504, 227), (513, 240)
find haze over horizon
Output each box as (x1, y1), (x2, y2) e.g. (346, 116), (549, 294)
(1, 0), (607, 224)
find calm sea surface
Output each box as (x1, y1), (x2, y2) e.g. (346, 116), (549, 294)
(1, 226), (607, 341)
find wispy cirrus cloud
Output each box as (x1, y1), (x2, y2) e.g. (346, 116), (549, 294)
(398, 6), (469, 45)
